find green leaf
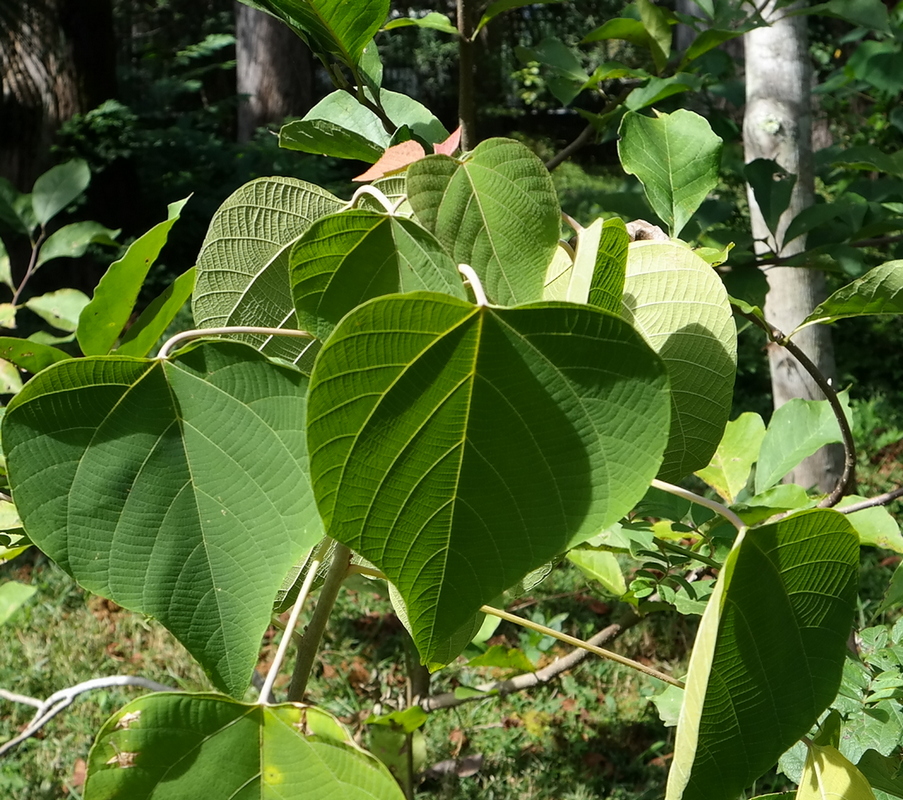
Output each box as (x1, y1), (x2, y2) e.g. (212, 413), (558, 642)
(679, 29), (745, 69)
(794, 261), (903, 334)
(36, 221), (120, 269)
(621, 241), (737, 482)
(31, 159), (90, 226)
(582, 18), (650, 47)
(0, 360), (23, 394)
(804, 0), (890, 33)
(755, 392), (851, 494)
(307, 293), (670, 661)
(475, 0), (563, 36)
(637, 0), (672, 73)
(515, 37), (588, 106)
(0, 336), (71, 373)
(383, 11), (457, 35)
(290, 209), (465, 341)
(0, 580), (36, 625)
(238, 0), (388, 67)
(116, 268), (196, 358)
(877, 563), (903, 615)
(406, 138), (560, 306)
(279, 92), (389, 162)
(666, 509), (859, 800)
(376, 90), (449, 145)
(857, 748), (903, 797)
(542, 244), (574, 301)
(796, 743), (876, 800)
(25, 288), (90, 332)
(618, 110), (722, 237)
(467, 645), (536, 673)
(589, 218), (629, 314)
(0, 237), (12, 291)
(567, 549), (627, 597)
(0, 178), (33, 236)
(625, 74), (701, 112)
(365, 706), (428, 733)
(77, 198), (188, 356)
(744, 159), (796, 240)
(85, 693), (404, 799)
(193, 177), (344, 365)
(4, 342), (324, 696)
(695, 412), (766, 504)
(837, 496), (903, 552)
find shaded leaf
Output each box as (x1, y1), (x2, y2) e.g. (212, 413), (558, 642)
(354, 141), (426, 182)
(755, 392), (851, 494)
(621, 241), (737, 481)
(290, 209), (465, 340)
(307, 293), (669, 661)
(25, 288), (90, 332)
(36, 222), (120, 269)
(85, 693), (403, 799)
(467, 645), (536, 673)
(637, 0), (672, 73)
(667, 510), (859, 800)
(383, 11), (457, 35)
(679, 28), (745, 69)
(589, 218), (629, 314)
(31, 159), (90, 226)
(515, 37), (588, 105)
(116, 268), (196, 358)
(0, 237), (11, 290)
(4, 342), (323, 696)
(857, 748), (903, 797)
(475, 0), (563, 36)
(567, 549), (627, 597)
(407, 138), (560, 305)
(582, 18), (649, 47)
(0, 336), (71, 373)
(193, 177), (344, 365)
(625, 74), (701, 112)
(619, 110), (722, 237)
(744, 159), (796, 241)
(78, 198), (188, 356)
(695, 412), (766, 504)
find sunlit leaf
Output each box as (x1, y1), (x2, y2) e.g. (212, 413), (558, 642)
(407, 138), (560, 305)
(4, 342), (323, 695)
(567, 549), (627, 597)
(695, 412), (766, 504)
(85, 693), (404, 799)
(0, 337), (70, 373)
(667, 509), (858, 800)
(31, 159), (90, 226)
(796, 743), (876, 800)
(307, 292), (669, 661)
(25, 288), (90, 332)
(35, 221), (120, 269)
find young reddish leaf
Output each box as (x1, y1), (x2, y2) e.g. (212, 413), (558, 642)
(434, 126), (462, 155)
(354, 140), (426, 182)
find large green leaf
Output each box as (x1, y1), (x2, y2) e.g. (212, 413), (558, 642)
(193, 177), (344, 365)
(307, 292), (670, 661)
(78, 198), (188, 356)
(695, 412), (766, 504)
(667, 509), (859, 800)
(31, 159), (90, 226)
(621, 241), (737, 481)
(115, 268), (196, 358)
(3, 341), (323, 696)
(755, 392), (851, 494)
(0, 336), (71, 373)
(406, 138), (560, 306)
(618, 110), (723, 237)
(238, 0), (388, 66)
(290, 209), (465, 340)
(85, 693), (403, 800)
(793, 261), (903, 334)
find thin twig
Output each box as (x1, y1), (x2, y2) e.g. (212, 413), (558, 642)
(157, 326), (315, 359)
(732, 305), (856, 506)
(544, 87), (632, 172)
(651, 478), (746, 532)
(0, 676), (175, 757)
(421, 610), (643, 711)
(0, 688), (42, 708)
(11, 229), (47, 307)
(259, 540), (330, 704)
(837, 486), (903, 515)
(479, 604), (683, 688)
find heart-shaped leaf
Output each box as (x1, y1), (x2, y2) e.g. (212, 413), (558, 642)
(193, 177), (344, 366)
(667, 509), (858, 800)
(3, 341), (323, 696)
(621, 241), (737, 481)
(307, 292), (669, 661)
(290, 209), (465, 340)
(85, 693), (403, 800)
(406, 138), (560, 306)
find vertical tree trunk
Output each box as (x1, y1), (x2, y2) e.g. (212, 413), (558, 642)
(744, 0), (843, 493)
(235, 2), (315, 143)
(457, 0), (477, 150)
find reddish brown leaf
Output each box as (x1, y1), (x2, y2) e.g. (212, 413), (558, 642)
(434, 126), (462, 156)
(353, 140), (426, 182)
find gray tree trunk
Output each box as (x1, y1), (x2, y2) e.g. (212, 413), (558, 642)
(235, 2), (314, 143)
(743, 0), (843, 493)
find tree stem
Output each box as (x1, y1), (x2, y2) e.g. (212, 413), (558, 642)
(287, 542), (352, 702)
(651, 478), (746, 531)
(457, 0), (477, 149)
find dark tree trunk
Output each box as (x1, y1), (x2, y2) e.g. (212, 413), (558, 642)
(235, 2), (315, 143)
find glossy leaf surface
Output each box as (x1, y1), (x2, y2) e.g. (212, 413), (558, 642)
(618, 110), (722, 237)
(289, 209), (465, 340)
(406, 138), (560, 306)
(4, 342), (323, 695)
(85, 693), (403, 800)
(193, 177), (343, 365)
(667, 510), (858, 800)
(307, 292), (669, 660)
(621, 242), (737, 481)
